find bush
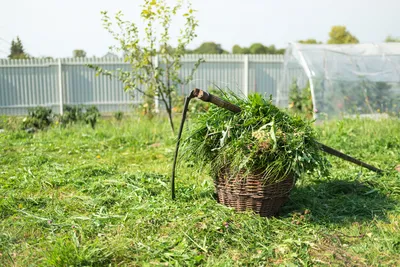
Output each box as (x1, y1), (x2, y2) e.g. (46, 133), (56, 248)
(288, 80), (313, 119)
(113, 111), (124, 121)
(22, 106), (53, 130)
(59, 105), (85, 125)
(59, 105), (101, 129)
(84, 106), (100, 129)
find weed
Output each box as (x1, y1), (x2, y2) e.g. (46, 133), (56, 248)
(113, 111), (124, 121)
(0, 116), (23, 132)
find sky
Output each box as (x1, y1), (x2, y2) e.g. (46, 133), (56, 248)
(0, 0), (399, 58)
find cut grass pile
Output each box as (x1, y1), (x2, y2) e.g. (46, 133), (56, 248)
(180, 93), (329, 183)
(1, 115), (400, 266)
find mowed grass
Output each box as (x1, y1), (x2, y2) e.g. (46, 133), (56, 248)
(1, 115), (400, 266)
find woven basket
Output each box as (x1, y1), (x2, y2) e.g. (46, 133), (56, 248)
(215, 168), (295, 217)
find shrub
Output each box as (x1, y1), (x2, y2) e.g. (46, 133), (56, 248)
(59, 105), (101, 129)
(84, 106), (100, 129)
(288, 80), (313, 119)
(113, 111), (124, 121)
(22, 106), (53, 130)
(59, 105), (85, 125)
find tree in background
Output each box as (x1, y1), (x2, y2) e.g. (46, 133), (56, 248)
(193, 42), (226, 54)
(266, 45), (285, 54)
(249, 43), (268, 54)
(90, 0), (202, 133)
(231, 43), (284, 54)
(385, 35), (400, 43)
(298, 39), (322, 44)
(8, 37), (29, 59)
(327, 26), (359, 44)
(232, 45), (249, 54)
(73, 49), (87, 58)
(249, 43), (284, 54)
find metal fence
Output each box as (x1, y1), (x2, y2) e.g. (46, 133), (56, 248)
(0, 55), (306, 115)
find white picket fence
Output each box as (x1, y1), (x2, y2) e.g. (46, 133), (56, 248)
(0, 55), (305, 115)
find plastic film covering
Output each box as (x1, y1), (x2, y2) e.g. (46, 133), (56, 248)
(278, 43), (400, 119)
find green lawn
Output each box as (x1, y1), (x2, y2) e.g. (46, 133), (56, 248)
(1, 115), (400, 266)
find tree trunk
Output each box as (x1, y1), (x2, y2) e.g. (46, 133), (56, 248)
(165, 66), (175, 134)
(166, 105), (175, 133)
(157, 88), (175, 134)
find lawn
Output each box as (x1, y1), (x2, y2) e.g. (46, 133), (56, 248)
(1, 115), (400, 266)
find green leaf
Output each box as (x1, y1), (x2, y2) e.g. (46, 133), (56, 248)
(269, 120), (277, 152)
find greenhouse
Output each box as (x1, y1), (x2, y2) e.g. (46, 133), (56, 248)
(278, 43), (400, 120)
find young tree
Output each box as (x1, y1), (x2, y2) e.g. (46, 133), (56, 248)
(90, 0), (202, 133)
(8, 36), (29, 59)
(73, 49), (87, 58)
(328, 26), (359, 44)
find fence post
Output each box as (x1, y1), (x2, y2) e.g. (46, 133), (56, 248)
(58, 58), (64, 115)
(243, 55), (249, 97)
(153, 55), (160, 113)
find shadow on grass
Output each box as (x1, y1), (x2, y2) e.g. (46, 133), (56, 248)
(280, 180), (397, 224)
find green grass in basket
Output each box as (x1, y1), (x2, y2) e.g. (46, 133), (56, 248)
(180, 91), (330, 183)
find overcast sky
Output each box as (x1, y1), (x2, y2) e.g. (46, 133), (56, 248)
(0, 0), (399, 58)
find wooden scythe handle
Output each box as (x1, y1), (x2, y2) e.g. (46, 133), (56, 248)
(192, 88), (242, 113)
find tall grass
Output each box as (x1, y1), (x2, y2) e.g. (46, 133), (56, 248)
(0, 115), (399, 266)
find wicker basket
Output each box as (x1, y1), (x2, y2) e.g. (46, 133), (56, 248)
(215, 168), (295, 217)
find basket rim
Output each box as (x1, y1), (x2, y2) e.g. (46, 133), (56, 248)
(216, 166), (296, 186)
